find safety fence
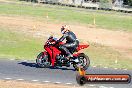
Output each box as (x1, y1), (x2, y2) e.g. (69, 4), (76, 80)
(23, 0), (132, 13)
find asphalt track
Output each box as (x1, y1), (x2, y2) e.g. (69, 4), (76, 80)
(0, 59), (132, 88)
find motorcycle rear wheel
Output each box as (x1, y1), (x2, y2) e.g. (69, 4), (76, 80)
(36, 52), (51, 68)
(73, 53), (90, 71)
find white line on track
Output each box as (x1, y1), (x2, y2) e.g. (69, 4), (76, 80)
(114, 68), (117, 69)
(54, 82), (61, 84)
(43, 81), (50, 83)
(123, 69), (127, 70)
(16, 79), (24, 81)
(5, 78), (12, 80)
(31, 80), (39, 82)
(89, 85), (95, 87)
(65, 83), (72, 85)
(109, 87), (114, 88)
(99, 86), (108, 88)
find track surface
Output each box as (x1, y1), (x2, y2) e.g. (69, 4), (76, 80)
(0, 59), (131, 88)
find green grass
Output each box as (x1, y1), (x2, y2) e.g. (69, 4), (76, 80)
(85, 43), (132, 69)
(0, 1), (132, 69)
(0, 27), (132, 69)
(0, 2), (131, 31)
(0, 28), (44, 60)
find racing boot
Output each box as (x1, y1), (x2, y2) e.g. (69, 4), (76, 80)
(67, 54), (79, 63)
(71, 57), (79, 63)
(61, 56), (70, 67)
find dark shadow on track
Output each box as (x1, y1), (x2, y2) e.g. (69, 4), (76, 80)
(18, 62), (39, 68)
(18, 62), (76, 71)
(49, 66), (75, 71)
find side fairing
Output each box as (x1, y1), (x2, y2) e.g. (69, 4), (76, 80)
(45, 46), (61, 66)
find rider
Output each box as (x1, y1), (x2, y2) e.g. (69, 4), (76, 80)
(58, 25), (79, 62)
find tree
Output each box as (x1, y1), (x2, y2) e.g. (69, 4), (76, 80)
(99, 0), (112, 9)
(124, 0), (132, 6)
(128, 0), (132, 6)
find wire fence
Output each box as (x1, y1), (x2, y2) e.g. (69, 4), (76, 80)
(21, 0), (132, 13)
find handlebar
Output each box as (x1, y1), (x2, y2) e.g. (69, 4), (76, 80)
(45, 36), (63, 46)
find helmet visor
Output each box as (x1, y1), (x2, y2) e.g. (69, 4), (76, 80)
(61, 28), (65, 34)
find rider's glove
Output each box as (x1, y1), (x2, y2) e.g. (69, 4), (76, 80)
(56, 40), (60, 44)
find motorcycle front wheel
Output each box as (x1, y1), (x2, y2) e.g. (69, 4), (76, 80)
(36, 52), (51, 68)
(73, 53), (90, 71)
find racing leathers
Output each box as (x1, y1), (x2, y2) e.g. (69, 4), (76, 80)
(58, 31), (79, 59)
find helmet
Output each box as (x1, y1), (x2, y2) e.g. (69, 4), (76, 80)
(61, 25), (69, 34)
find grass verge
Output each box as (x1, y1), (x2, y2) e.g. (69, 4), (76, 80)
(85, 43), (132, 69)
(0, 27), (44, 60)
(0, 2), (131, 31)
(0, 27), (132, 69)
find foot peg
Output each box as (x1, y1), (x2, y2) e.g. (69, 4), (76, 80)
(74, 58), (79, 63)
(71, 57), (79, 63)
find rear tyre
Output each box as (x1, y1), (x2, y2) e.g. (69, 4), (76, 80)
(36, 52), (51, 68)
(73, 53), (90, 71)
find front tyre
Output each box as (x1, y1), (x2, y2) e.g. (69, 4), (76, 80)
(73, 53), (90, 71)
(36, 52), (51, 68)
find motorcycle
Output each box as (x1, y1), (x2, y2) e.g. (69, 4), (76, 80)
(36, 36), (90, 70)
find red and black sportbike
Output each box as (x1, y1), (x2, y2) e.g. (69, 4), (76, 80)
(36, 36), (90, 70)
